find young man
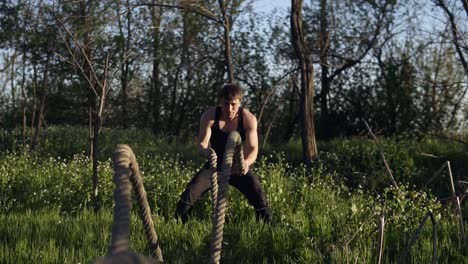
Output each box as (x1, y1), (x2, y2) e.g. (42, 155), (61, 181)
(175, 84), (272, 223)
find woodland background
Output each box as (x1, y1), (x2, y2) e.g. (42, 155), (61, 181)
(0, 0), (466, 148)
(1, 1), (468, 262)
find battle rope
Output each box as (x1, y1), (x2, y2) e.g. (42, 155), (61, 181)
(94, 144), (163, 263)
(209, 150), (219, 221)
(209, 131), (244, 264)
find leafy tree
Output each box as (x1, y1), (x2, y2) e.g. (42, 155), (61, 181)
(417, 43), (467, 133)
(303, 0), (399, 138)
(55, 0), (117, 210)
(374, 49), (419, 135)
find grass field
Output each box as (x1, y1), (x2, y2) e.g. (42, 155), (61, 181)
(0, 127), (467, 263)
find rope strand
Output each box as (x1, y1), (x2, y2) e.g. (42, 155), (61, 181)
(94, 144), (163, 263)
(209, 150), (219, 221)
(209, 131), (244, 264)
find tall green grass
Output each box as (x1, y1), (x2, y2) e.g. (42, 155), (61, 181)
(0, 126), (467, 262)
(2, 126), (465, 197)
(264, 137), (467, 197)
(1, 153), (466, 263)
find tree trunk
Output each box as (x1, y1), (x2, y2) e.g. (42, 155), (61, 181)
(117, 0), (132, 128)
(299, 60), (318, 166)
(167, 67), (180, 134)
(88, 105), (93, 158)
(92, 114), (101, 212)
(79, 0), (100, 211)
(30, 47), (52, 151)
(291, 0), (318, 167)
(282, 76), (299, 142)
(10, 52), (17, 115)
(150, 1), (162, 135)
(21, 49), (27, 148)
(30, 63), (37, 140)
(319, 0), (332, 138)
(174, 9), (193, 137)
(218, 0), (234, 83)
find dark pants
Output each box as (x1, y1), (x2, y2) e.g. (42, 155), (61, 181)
(175, 167), (272, 223)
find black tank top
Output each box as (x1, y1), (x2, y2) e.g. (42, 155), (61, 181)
(207, 106), (246, 170)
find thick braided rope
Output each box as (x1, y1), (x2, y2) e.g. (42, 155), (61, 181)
(108, 145), (133, 256)
(128, 152), (163, 262)
(95, 144), (162, 263)
(209, 151), (219, 221)
(209, 131), (244, 264)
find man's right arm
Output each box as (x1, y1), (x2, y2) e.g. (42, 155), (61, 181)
(197, 108), (214, 158)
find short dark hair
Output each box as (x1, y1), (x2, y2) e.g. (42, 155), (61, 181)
(218, 83), (242, 102)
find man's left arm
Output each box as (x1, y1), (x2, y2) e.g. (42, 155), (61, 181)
(242, 111), (259, 174)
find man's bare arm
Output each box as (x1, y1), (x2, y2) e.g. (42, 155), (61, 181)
(198, 108), (215, 158)
(242, 110), (259, 174)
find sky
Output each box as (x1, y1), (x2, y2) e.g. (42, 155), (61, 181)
(252, 0), (290, 14)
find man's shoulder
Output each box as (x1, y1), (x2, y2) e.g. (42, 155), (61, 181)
(205, 107), (218, 117)
(241, 108), (257, 126)
(201, 107), (217, 122)
(241, 108), (256, 118)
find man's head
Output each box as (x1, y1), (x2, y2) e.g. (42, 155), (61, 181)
(218, 84), (242, 120)
(218, 83), (242, 102)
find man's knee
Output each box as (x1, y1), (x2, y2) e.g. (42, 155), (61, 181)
(179, 170), (211, 204)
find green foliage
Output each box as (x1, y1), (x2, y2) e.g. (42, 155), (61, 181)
(2, 126), (466, 198)
(0, 126), (202, 164)
(1, 0), (466, 140)
(318, 137), (423, 191)
(264, 136), (467, 198)
(0, 152), (95, 213)
(0, 151), (197, 216)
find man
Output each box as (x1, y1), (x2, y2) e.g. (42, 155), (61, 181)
(175, 84), (272, 223)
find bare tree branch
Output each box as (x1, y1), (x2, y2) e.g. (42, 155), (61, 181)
(461, 0), (468, 16)
(328, 3), (391, 81)
(57, 31), (99, 98)
(257, 67), (299, 124)
(134, 2), (222, 24)
(364, 121), (400, 190)
(435, 0), (468, 73)
(98, 53), (110, 119)
(55, 16), (100, 99)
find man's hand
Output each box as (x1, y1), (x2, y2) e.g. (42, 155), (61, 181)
(242, 162), (250, 175)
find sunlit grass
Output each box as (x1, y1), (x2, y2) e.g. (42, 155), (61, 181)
(1, 152), (466, 263)
(0, 127), (467, 262)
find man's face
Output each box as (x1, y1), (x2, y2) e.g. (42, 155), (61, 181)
(221, 98), (241, 120)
